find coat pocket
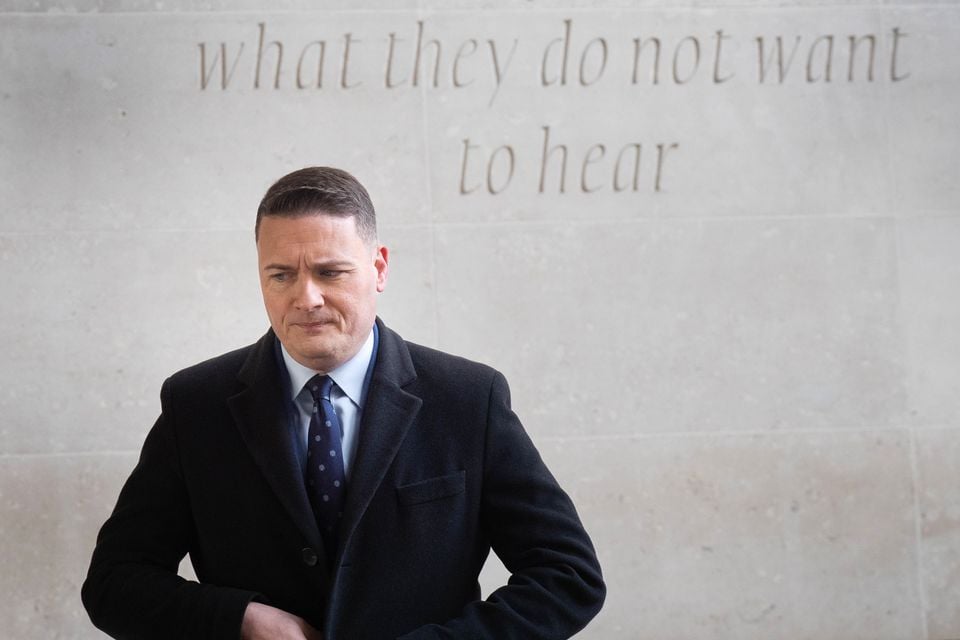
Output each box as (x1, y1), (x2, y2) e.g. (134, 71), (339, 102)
(396, 470), (466, 506)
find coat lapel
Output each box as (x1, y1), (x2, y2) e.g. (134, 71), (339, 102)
(226, 331), (325, 559)
(336, 320), (422, 563)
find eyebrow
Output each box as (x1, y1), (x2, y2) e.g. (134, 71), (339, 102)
(262, 260), (355, 272)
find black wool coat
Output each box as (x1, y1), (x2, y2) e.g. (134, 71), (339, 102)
(82, 319), (605, 639)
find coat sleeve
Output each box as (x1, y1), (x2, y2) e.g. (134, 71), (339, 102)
(398, 371), (606, 640)
(81, 379), (260, 640)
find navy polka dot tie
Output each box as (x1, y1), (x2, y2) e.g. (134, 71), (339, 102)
(305, 375), (346, 556)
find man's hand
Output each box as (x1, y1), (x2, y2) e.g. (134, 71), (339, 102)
(241, 602), (324, 640)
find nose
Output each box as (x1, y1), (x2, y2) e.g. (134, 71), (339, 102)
(293, 276), (324, 310)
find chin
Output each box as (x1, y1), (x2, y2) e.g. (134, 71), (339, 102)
(279, 336), (331, 365)
(300, 343), (338, 362)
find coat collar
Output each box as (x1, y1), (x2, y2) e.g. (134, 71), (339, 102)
(227, 329), (327, 563)
(335, 318), (422, 564)
(321, 318), (423, 634)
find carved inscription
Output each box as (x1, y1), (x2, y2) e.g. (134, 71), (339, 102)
(459, 128), (679, 195)
(198, 21), (518, 105)
(196, 19), (912, 197)
(199, 21), (910, 91)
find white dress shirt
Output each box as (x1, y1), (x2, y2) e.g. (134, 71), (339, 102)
(279, 329), (375, 480)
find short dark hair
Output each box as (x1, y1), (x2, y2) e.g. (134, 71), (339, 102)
(255, 166), (377, 244)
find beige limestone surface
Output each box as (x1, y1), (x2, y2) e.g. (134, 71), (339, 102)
(1, 2), (958, 639)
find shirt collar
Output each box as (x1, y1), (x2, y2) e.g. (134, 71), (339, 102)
(279, 329), (376, 407)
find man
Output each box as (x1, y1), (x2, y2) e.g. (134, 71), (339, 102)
(82, 167), (605, 640)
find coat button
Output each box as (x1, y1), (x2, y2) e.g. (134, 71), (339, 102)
(301, 547), (318, 567)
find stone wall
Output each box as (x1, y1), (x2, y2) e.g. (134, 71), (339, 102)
(1, 1), (958, 638)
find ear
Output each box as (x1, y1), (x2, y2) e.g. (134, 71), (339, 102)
(374, 245), (389, 293)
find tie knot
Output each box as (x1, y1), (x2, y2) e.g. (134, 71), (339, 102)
(308, 374), (333, 402)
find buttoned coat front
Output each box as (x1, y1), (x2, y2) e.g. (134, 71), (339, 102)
(82, 319), (605, 640)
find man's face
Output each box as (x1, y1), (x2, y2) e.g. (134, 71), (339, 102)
(257, 213), (388, 372)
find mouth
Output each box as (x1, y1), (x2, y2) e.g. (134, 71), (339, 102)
(292, 320), (333, 331)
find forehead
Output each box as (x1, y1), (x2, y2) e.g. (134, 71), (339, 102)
(257, 214), (364, 254)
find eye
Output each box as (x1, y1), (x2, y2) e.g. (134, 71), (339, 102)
(269, 272), (291, 282)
